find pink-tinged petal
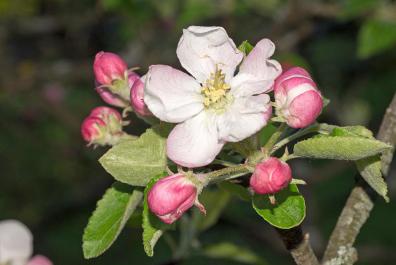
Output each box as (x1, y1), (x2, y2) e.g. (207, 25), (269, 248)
(217, 94), (271, 142)
(167, 111), (224, 167)
(274, 66), (312, 90)
(287, 90), (323, 128)
(144, 65), (204, 123)
(27, 255), (53, 265)
(177, 26), (243, 83)
(0, 220), (33, 265)
(231, 39), (282, 97)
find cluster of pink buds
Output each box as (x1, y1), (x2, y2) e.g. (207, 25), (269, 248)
(148, 173), (205, 224)
(81, 106), (124, 146)
(250, 157), (292, 195)
(274, 67), (323, 128)
(93, 51), (151, 116)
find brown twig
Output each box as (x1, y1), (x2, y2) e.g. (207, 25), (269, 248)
(277, 227), (320, 265)
(322, 93), (396, 264)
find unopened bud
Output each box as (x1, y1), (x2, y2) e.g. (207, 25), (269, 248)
(81, 106), (124, 146)
(130, 76), (152, 117)
(148, 174), (205, 224)
(27, 255), (53, 265)
(250, 157), (292, 194)
(93, 51), (127, 86)
(274, 67), (323, 128)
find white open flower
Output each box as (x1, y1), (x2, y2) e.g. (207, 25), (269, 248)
(144, 26), (282, 168)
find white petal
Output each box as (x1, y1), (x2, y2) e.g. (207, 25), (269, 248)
(231, 39), (282, 97)
(177, 26), (243, 83)
(218, 94), (272, 142)
(0, 220), (33, 265)
(167, 111), (224, 168)
(144, 65), (204, 123)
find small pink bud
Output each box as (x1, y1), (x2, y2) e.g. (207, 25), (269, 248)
(130, 77), (152, 117)
(93, 51), (127, 85)
(250, 157), (292, 194)
(148, 174), (205, 224)
(27, 255), (53, 265)
(89, 106), (122, 122)
(81, 116), (106, 143)
(274, 67), (323, 128)
(96, 87), (129, 108)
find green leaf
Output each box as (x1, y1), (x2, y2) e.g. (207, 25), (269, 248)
(238, 40), (254, 55)
(99, 126), (168, 186)
(338, 0), (379, 20)
(203, 242), (268, 265)
(218, 181), (251, 201)
(252, 184), (305, 229)
(294, 136), (391, 160)
(356, 155), (389, 202)
(83, 182), (143, 259)
(194, 189), (231, 231)
(142, 174), (172, 257)
(259, 123), (278, 147)
(330, 126), (374, 138)
(358, 19), (396, 58)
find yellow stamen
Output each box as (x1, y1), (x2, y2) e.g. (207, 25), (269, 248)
(201, 66), (231, 109)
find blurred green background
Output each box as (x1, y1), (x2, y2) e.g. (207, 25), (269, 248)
(0, 0), (395, 264)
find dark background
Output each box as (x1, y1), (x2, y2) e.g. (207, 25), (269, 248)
(1, 0), (395, 264)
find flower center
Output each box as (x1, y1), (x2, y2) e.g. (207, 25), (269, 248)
(201, 66), (233, 111)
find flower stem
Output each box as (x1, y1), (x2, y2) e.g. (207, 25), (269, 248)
(204, 164), (251, 185)
(271, 123), (319, 154)
(263, 123), (288, 153)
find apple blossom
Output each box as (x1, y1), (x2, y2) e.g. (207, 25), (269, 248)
(148, 174), (205, 224)
(250, 157), (292, 194)
(144, 26), (282, 167)
(274, 67), (323, 128)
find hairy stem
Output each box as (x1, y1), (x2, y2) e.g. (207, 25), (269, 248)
(204, 164), (251, 185)
(271, 123), (319, 154)
(322, 93), (396, 264)
(264, 123), (288, 152)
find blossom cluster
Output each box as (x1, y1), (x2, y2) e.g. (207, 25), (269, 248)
(82, 26), (323, 224)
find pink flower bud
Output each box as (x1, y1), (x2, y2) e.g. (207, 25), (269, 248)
(89, 106), (122, 122)
(250, 157), (292, 194)
(81, 116), (106, 143)
(93, 51), (127, 85)
(130, 77), (152, 117)
(148, 174), (205, 224)
(27, 255), (53, 265)
(96, 86), (129, 108)
(274, 67), (323, 128)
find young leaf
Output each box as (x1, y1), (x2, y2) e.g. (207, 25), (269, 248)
(142, 174), (172, 257)
(330, 125), (374, 138)
(252, 184), (306, 229)
(294, 136), (391, 160)
(83, 182), (143, 259)
(356, 155), (389, 202)
(99, 126), (168, 186)
(238, 40), (254, 55)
